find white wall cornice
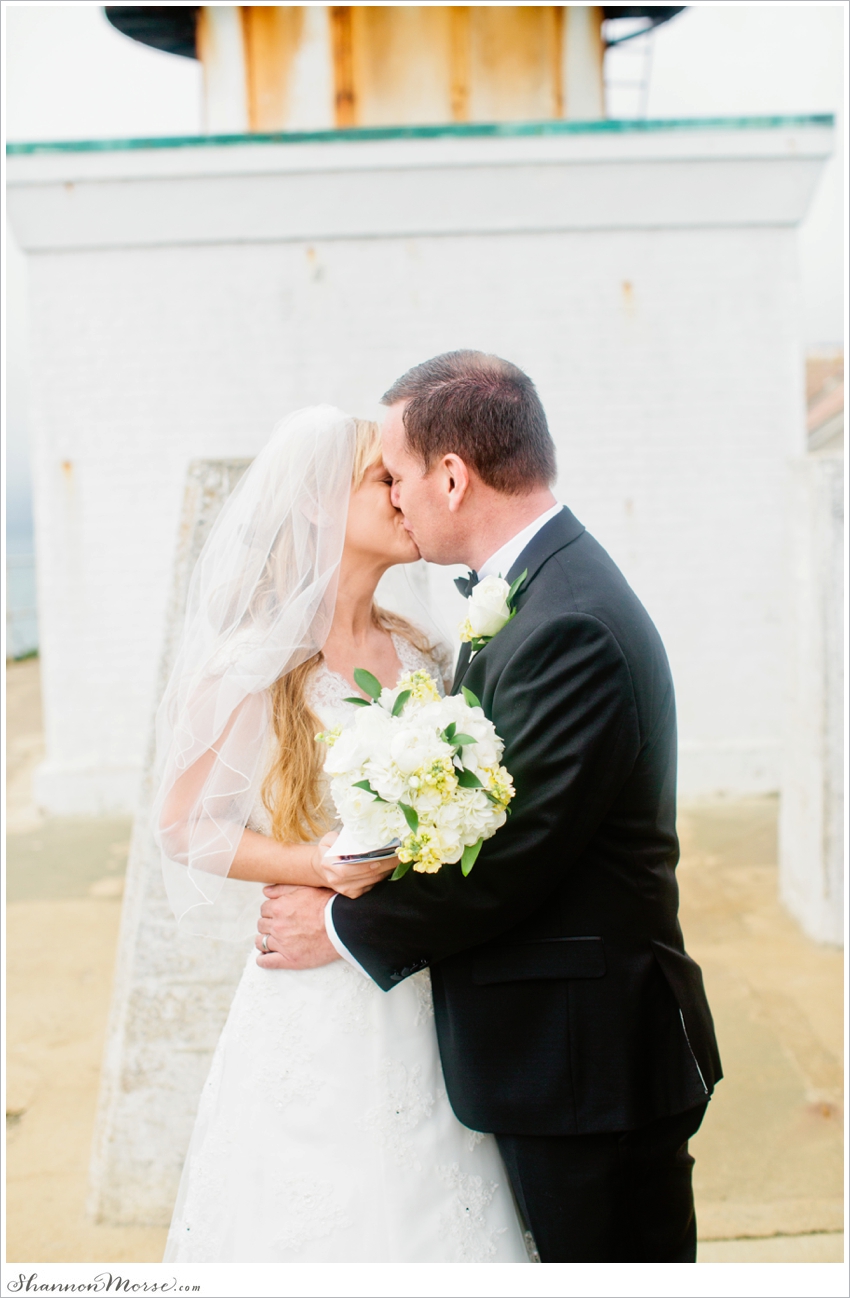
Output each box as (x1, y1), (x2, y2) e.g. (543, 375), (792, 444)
(7, 122), (833, 251)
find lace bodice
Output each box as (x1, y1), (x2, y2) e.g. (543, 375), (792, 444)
(307, 632), (447, 724)
(248, 633), (448, 836)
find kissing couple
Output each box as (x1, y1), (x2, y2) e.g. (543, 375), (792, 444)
(155, 350), (721, 1263)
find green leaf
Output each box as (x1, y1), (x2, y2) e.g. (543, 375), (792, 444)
(391, 689), (412, 717)
(352, 779), (387, 802)
(461, 839), (483, 876)
(390, 859), (413, 882)
(461, 687), (481, 709)
(507, 568), (528, 606)
(400, 802), (419, 832)
(456, 768), (483, 788)
(450, 733), (476, 748)
(443, 721), (457, 741)
(353, 667), (382, 700)
(344, 696), (372, 707)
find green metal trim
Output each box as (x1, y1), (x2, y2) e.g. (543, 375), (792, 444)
(5, 114), (835, 156)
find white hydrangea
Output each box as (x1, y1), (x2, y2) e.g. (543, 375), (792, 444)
(317, 670), (515, 877)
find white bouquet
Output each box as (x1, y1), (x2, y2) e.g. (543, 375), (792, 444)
(317, 669), (515, 878)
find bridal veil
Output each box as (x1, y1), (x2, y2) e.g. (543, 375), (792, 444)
(153, 406), (356, 939)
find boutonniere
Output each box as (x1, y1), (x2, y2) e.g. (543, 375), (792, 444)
(459, 570), (527, 655)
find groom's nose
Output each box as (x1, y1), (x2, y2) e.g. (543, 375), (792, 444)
(391, 481), (402, 509)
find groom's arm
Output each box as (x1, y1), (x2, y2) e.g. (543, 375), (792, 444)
(331, 613), (644, 991)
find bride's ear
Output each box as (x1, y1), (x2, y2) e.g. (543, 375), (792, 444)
(442, 454), (470, 514)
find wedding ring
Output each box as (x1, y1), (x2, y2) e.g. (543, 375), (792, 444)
(261, 933), (270, 953)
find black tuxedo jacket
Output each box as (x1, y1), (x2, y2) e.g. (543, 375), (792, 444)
(334, 508), (722, 1136)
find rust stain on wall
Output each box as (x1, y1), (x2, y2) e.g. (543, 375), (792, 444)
(552, 5), (565, 120)
(449, 7), (471, 122)
(467, 6), (561, 122)
(201, 5), (604, 132)
(241, 5), (305, 132)
(349, 7), (454, 129)
(330, 6), (356, 127)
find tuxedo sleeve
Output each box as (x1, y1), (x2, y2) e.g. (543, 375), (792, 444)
(331, 614), (642, 990)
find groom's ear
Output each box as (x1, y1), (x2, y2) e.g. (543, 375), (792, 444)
(442, 454), (470, 513)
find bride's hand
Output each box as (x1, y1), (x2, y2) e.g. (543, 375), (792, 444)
(311, 832), (398, 899)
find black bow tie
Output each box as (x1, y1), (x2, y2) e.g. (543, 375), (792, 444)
(454, 570), (479, 599)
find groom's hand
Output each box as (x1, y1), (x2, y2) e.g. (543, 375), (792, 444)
(255, 884), (341, 970)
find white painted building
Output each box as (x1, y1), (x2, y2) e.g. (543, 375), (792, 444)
(6, 116), (832, 817)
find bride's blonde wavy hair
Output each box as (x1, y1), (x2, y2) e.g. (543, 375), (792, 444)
(261, 419), (434, 844)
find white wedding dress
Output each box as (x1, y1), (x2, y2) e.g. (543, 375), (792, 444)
(165, 635), (531, 1264)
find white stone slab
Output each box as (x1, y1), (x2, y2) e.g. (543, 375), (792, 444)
(779, 451), (844, 946)
(88, 458), (254, 1225)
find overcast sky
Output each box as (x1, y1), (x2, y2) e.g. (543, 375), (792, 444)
(4, 3), (845, 542)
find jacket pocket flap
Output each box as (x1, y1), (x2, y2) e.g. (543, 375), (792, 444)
(472, 937), (606, 985)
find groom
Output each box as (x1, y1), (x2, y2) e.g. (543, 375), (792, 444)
(258, 350), (722, 1262)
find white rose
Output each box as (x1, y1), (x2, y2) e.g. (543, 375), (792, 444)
(465, 575), (512, 639)
(324, 703), (392, 774)
(364, 760), (407, 803)
(390, 725), (451, 775)
(377, 684), (403, 714)
(433, 705), (499, 772)
(323, 727), (368, 775)
(456, 722), (500, 771)
(453, 787), (503, 842)
(355, 705), (394, 741)
(433, 828), (464, 863)
(420, 695), (467, 726)
(332, 781), (379, 822)
(335, 788), (403, 849)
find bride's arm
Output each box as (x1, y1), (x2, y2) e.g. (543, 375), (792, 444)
(230, 829), (398, 897)
(159, 696), (327, 889)
(227, 828), (323, 886)
(159, 699), (396, 897)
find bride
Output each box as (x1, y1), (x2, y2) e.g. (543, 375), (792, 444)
(154, 406), (530, 1263)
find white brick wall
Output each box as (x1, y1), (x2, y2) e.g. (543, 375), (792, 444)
(8, 122), (829, 809)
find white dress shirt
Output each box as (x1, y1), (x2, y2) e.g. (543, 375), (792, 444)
(325, 501), (564, 977)
(477, 501), (564, 581)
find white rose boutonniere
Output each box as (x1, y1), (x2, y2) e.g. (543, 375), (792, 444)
(459, 570), (527, 654)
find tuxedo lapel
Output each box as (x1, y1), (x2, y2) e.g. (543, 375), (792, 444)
(504, 506), (585, 591)
(451, 641), (472, 695)
(450, 506), (586, 694)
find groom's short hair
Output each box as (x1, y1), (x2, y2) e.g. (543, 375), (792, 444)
(382, 351), (556, 495)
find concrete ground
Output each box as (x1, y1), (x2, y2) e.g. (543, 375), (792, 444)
(5, 657), (845, 1264)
